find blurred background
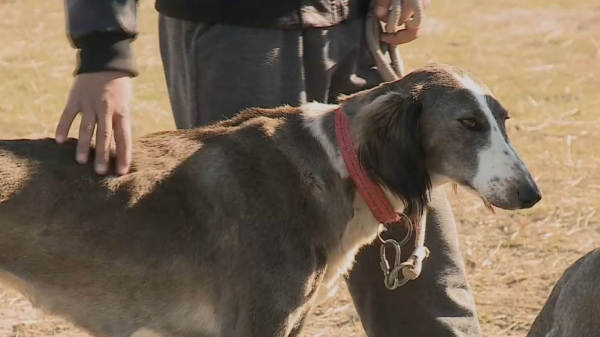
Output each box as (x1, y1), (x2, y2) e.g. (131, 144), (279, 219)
(0, 0), (599, 336)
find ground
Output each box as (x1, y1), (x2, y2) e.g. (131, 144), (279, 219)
(0, 0), (599, 336)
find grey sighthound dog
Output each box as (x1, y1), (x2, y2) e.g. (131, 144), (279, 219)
(527, 248), (600, 337)
(0, 63), (541, 337)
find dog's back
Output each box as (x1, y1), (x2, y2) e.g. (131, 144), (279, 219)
(527, 248), (600, 337)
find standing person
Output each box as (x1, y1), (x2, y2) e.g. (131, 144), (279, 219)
(57, 1), (482, 336)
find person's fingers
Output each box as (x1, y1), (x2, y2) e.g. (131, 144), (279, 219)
(76, 98), (96, 165)
(398, 1), (414, 25)
(94, 101), (113, 175)
(398, 0), (430, 29)
(374, 0), (391, 20)
(55, 87), (80, 144)
(113, 113), (132, 176)
(380, 27), (421, 45)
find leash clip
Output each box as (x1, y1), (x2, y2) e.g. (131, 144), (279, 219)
(378, 214), (429, 290)
(379, 238), (408, 290)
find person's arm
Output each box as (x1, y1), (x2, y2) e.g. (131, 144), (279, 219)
(56, 0), (139, 176)
(66, 0), (139, 76)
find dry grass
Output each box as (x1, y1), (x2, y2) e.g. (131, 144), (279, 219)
(0, 0), (599, 336)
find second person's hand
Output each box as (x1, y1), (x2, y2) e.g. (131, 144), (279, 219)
(374, 0), (431, 45)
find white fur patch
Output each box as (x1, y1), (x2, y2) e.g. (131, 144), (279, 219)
(453, 72), (524, 203)
(164, 295), (219, 336)
(131, 298), (219, 337)
(316, 193), (384, 304)
(0, 270), (37, 305)
(301, 102), (348, 178)
(131, 328), (163, 337)
(316, 189), (407, 305)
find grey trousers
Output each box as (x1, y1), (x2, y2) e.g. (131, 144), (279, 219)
(158, 15), (482, 337)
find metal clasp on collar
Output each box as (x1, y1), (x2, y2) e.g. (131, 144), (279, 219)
(379, 237), (408, 289)
(378, 214), (430, 290)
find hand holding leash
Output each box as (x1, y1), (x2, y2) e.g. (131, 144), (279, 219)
(367, 0), (430, 81)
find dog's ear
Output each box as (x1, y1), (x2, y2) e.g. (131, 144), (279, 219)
(355, 91), (431, 224)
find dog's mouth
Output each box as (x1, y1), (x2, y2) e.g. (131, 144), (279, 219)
(451, 183), (498, 213)
(451, 173), (541, 211)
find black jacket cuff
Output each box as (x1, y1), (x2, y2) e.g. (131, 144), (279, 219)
(74, 34), (138, 77)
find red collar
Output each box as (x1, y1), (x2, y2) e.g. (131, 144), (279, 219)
(334, 108), (401, 225)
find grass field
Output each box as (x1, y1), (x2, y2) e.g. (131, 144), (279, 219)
(1, 0), (599, 336)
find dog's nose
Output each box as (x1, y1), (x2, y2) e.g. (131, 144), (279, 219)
(518, 184), (542, 208)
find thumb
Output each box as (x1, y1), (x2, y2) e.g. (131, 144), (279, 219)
(374, 0), (391, 19)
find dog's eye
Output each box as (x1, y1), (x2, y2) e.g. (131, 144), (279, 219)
(458, 118), (479, 130)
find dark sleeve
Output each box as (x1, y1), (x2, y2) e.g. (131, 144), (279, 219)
(65, 0), (139, 76)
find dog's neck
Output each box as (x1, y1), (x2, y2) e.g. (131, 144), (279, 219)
(301, 82), (404, 173)
(301, 102), (348, 178)
(299, 86), (393, 176)
(301, 99), (409, 210)
(302, 98), (407, 303)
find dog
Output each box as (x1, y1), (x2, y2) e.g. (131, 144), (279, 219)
(527, 248), (600, 337)
(0, 63), (541, 337)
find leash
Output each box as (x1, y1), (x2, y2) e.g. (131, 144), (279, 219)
(334, 108), (429, 290)
(366, 0), (424, 81)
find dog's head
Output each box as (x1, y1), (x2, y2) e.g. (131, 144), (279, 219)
(349, 63), (541, 220)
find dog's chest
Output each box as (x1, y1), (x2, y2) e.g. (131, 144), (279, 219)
(316, 194), (382, 303)
(315, 190), (406, 304)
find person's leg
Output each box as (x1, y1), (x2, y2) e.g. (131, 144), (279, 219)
(316, 19), (483, 337)
(159, 15), (306, 129)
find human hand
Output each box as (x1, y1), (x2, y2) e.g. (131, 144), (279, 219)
(55, 71), (133, 175)
(374, 0), (431, 45)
